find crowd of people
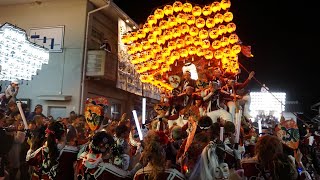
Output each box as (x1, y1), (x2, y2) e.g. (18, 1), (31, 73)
(0, 67), (319, 180)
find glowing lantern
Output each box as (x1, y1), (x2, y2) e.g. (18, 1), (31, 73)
(154, 8), (164, 19)
(153, 27), (162, 36)
(218, 25), (227, 35)
(146, 50), (155, 60)
(143, 23), (152, 33)
(148, 34), (157, 44)
(157, 35), (166, 45)
(183, 2), (192, 13)
(164, 5), (173, 16)
(206, 18), (215, 28)
(137, 29), (146, 39)
(202, 5), (212, 16)
(173, 1), (183, 12)
(141, 41), (151, 50)
(199, 29), (209, 39)
(188, 46), (197, 55)
(130, 55), (139, 64)
(197, 47), (206, 56)
(214, 50), (223, 59)
(168, 41), (177, 50)
(127, 44), (135, 55)
(163, 29), (172, 40)
(220, 0), (231, 10)
(186, 14), (196, 25)
(140, 52), (147, 62)
(135, 42), (143, 52)
(129, 32), (138, 42)
(140, 75), (149, 83)
(204, 50), (213, 59)
(229, 54), (238, 61)
(192, 6), (202, 16)
(172, 27), (181, 38)
(214, 13), (224, 24)
(194, 37), (202, 46)
(162, 48), (171, 57)
(176, 39), (185, 48)
(220, 36), (229, 47)
(181, 24), (190, 34)
(202, 39), (210, 49)
(229, 34), (239, 44)
(168, 16), (178, 27)
(185, 35), (194, 45)
(231, 44), (241, 54)
(180, 48), (188, 58)
(196, 18), (205, 28)
(209, 28), (219, 39)
(147, 15), (157, 26)
(224, 12), (233, 22)
(151, 61), (159, 70)
(171, 50), (180, 61)
(121, 34), (130, 44)
(226, 23), (236, 33)
(223, 48), (231, 57)
(211, 2), (221, 12)
(152, 44), (162, 54)
(177, 13), (187, 24)
(189, 26), (199, 36)
(212, 40), (221, 49)
(159, 20), (169, 30)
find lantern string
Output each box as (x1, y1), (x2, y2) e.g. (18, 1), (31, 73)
(239, 62), (310, 126)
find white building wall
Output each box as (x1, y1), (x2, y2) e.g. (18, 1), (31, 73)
(0, 0), (87, 117)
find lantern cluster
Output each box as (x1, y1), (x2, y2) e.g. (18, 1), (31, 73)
(121, 0), (241, 90)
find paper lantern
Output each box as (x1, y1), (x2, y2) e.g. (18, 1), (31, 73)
(202, 5), (212, 16)
(206, 18), (215, 28)
(139, 52), (147, 62)
(211, 2), (221, 12)
(151, 61), (160, 70)
(153, 27), (162, 36)
(154, 8), (164, 19)
(162, 48), (171, 57)
(152, 44), (162, 54)
(172, 27), (181, 38)
(226, 23), (236, 33)
(173, 1), (183, 12)
(157, 35), (166, 45)
(181, 24), (190, 34)
(129, 32), (138, 42)
(214, 50), (223, 59)
(164, 29), (173, 40)
(180, 48), (188, 57)
(171, 50), (180, 61)
(148, 34), (157, 44)
(159, 20), (169, 30)
(130, 54), (139, 64)
(218, 25), (227, 35)
(212, 40), (221, 49)
(202, 39), (210, 49)
(121, 34), (130, 44)
(164, 5), (173, 16)
(220, 36), (229, 47)
(135, 42), (143, 52)
(168, 16), (178, 27)
(176, 39), (185, 48)
(192, 6), (202, 16)
(185, 35), (194, 45)
(209, 27), (219, 39)
(223, 48), (231, 57)
(229, 34), (239, 44)
(140, 75), (149, 83)
(147, 15), (157, 26)
(196, 18), (205, 28)
(186, 14), (196, 25)
(188, 46), (197, 55)
(141, 41), (151, 50)
(177, 13), (187, 24)
(194, 36), (202, 46)
(231, 44), (241, 54)
(189, 26), (199, 36)
(197, 47), (206, 56)
(229, 54), (238, 61)
(143, 23), (152, 33)
(137, 29), (146, 39)
(224, 12), (233, 22)
(127, 44), (136, 54)
(220, 0), (231, 10)
(214, 13), (224, 24)
(204, 50), (213, 59)
(168, 41), (177, 50)
(145, 50), (155, 60)
(199, 29), (209, 39)
(183, 2), (192, 13)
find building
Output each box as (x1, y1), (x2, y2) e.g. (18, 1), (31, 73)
(0, 0), (160, 119)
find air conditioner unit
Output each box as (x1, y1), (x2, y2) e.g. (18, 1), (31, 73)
(86, 50), (106, 76)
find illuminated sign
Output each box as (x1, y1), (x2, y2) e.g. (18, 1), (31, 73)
(0, 23), (49, 81)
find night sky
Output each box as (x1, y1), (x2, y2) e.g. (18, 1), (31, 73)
(113, 0), (320, 118)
